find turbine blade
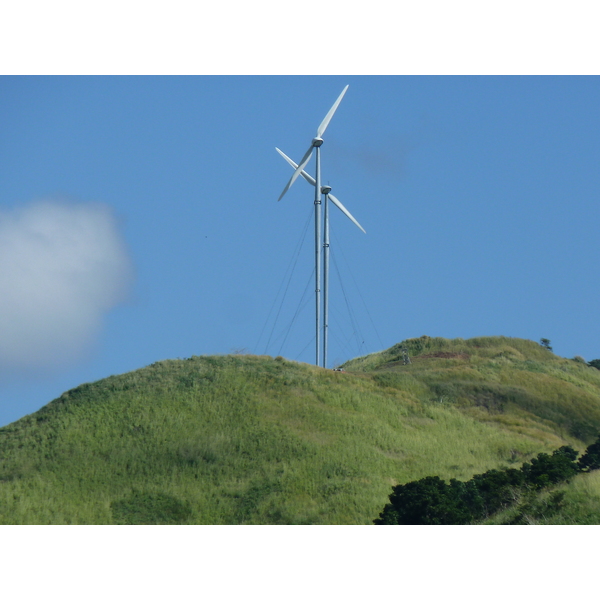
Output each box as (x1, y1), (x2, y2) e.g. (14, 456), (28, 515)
(316, 85), (349, 138)
(328, 193), (366, 233)
(276, 147), (316, 186)
(277, 144), (314, 201)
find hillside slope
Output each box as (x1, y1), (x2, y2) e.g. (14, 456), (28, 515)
(1, 336), (599, 524)
(480, 469), (600, 525)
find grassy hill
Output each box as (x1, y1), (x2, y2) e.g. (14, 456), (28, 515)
(1, 335), (600, 524)
(480, 469), (600, 524)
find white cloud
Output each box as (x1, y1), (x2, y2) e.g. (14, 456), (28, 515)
(0, 199), (134, 372)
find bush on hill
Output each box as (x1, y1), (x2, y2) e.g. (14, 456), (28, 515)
(373, 476), (473, 525)
(521, 446), (579, 488)
(375, 437), (600, 525)
(578, 437), (600, 472)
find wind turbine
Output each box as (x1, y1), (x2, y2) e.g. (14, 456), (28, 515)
(275, 148), (366, 234)
(276, 148), (365, 368)
(276, 85), (362, 368)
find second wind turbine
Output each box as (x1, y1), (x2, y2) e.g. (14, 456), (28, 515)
(276, 85), (365, 368)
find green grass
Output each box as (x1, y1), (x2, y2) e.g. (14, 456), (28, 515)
(0, 336), (599, 524)
(481, 470), (600, 525)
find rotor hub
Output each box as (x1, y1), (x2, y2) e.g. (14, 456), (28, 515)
(321, 185), (332, 194)
(312, 137), (324, 147)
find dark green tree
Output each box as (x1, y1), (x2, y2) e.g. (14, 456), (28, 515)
(375, 445), (581, 525)
(374, 476), (472, 525)
(540, 338), (553, 351)
(521, 446), (578, 488)
(578, 436), (600, 472)
(469, 467), (525, 516)
(588, 359), (600, 371)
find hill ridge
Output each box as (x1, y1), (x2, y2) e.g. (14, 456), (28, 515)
(1, 335), (599, 524)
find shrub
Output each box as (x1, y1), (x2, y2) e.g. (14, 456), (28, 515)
(469, 467), (525, 515)
(374, 476), (472, 525)
(375, 446), (580, 524)
(521, 446), (579, 489)
(578, 436), (600, 473)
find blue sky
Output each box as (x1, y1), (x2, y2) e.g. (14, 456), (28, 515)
(1, 75), (599, 426)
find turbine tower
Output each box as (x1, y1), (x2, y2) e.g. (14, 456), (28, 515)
(276, 148), (365, 367)
(276, 86), (365, 368)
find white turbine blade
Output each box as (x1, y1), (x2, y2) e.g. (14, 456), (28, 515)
(277, 144), (314, 201)
(328, 193), (366, 234)
(316, 85), (349, 138)
(276, 147), (316, 186)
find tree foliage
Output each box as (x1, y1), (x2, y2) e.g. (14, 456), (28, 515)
(374, 476), (472, 525)
(374, 439), (600, 525)
(521, 446), (579, 489)
(578, 436), (600, 472)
